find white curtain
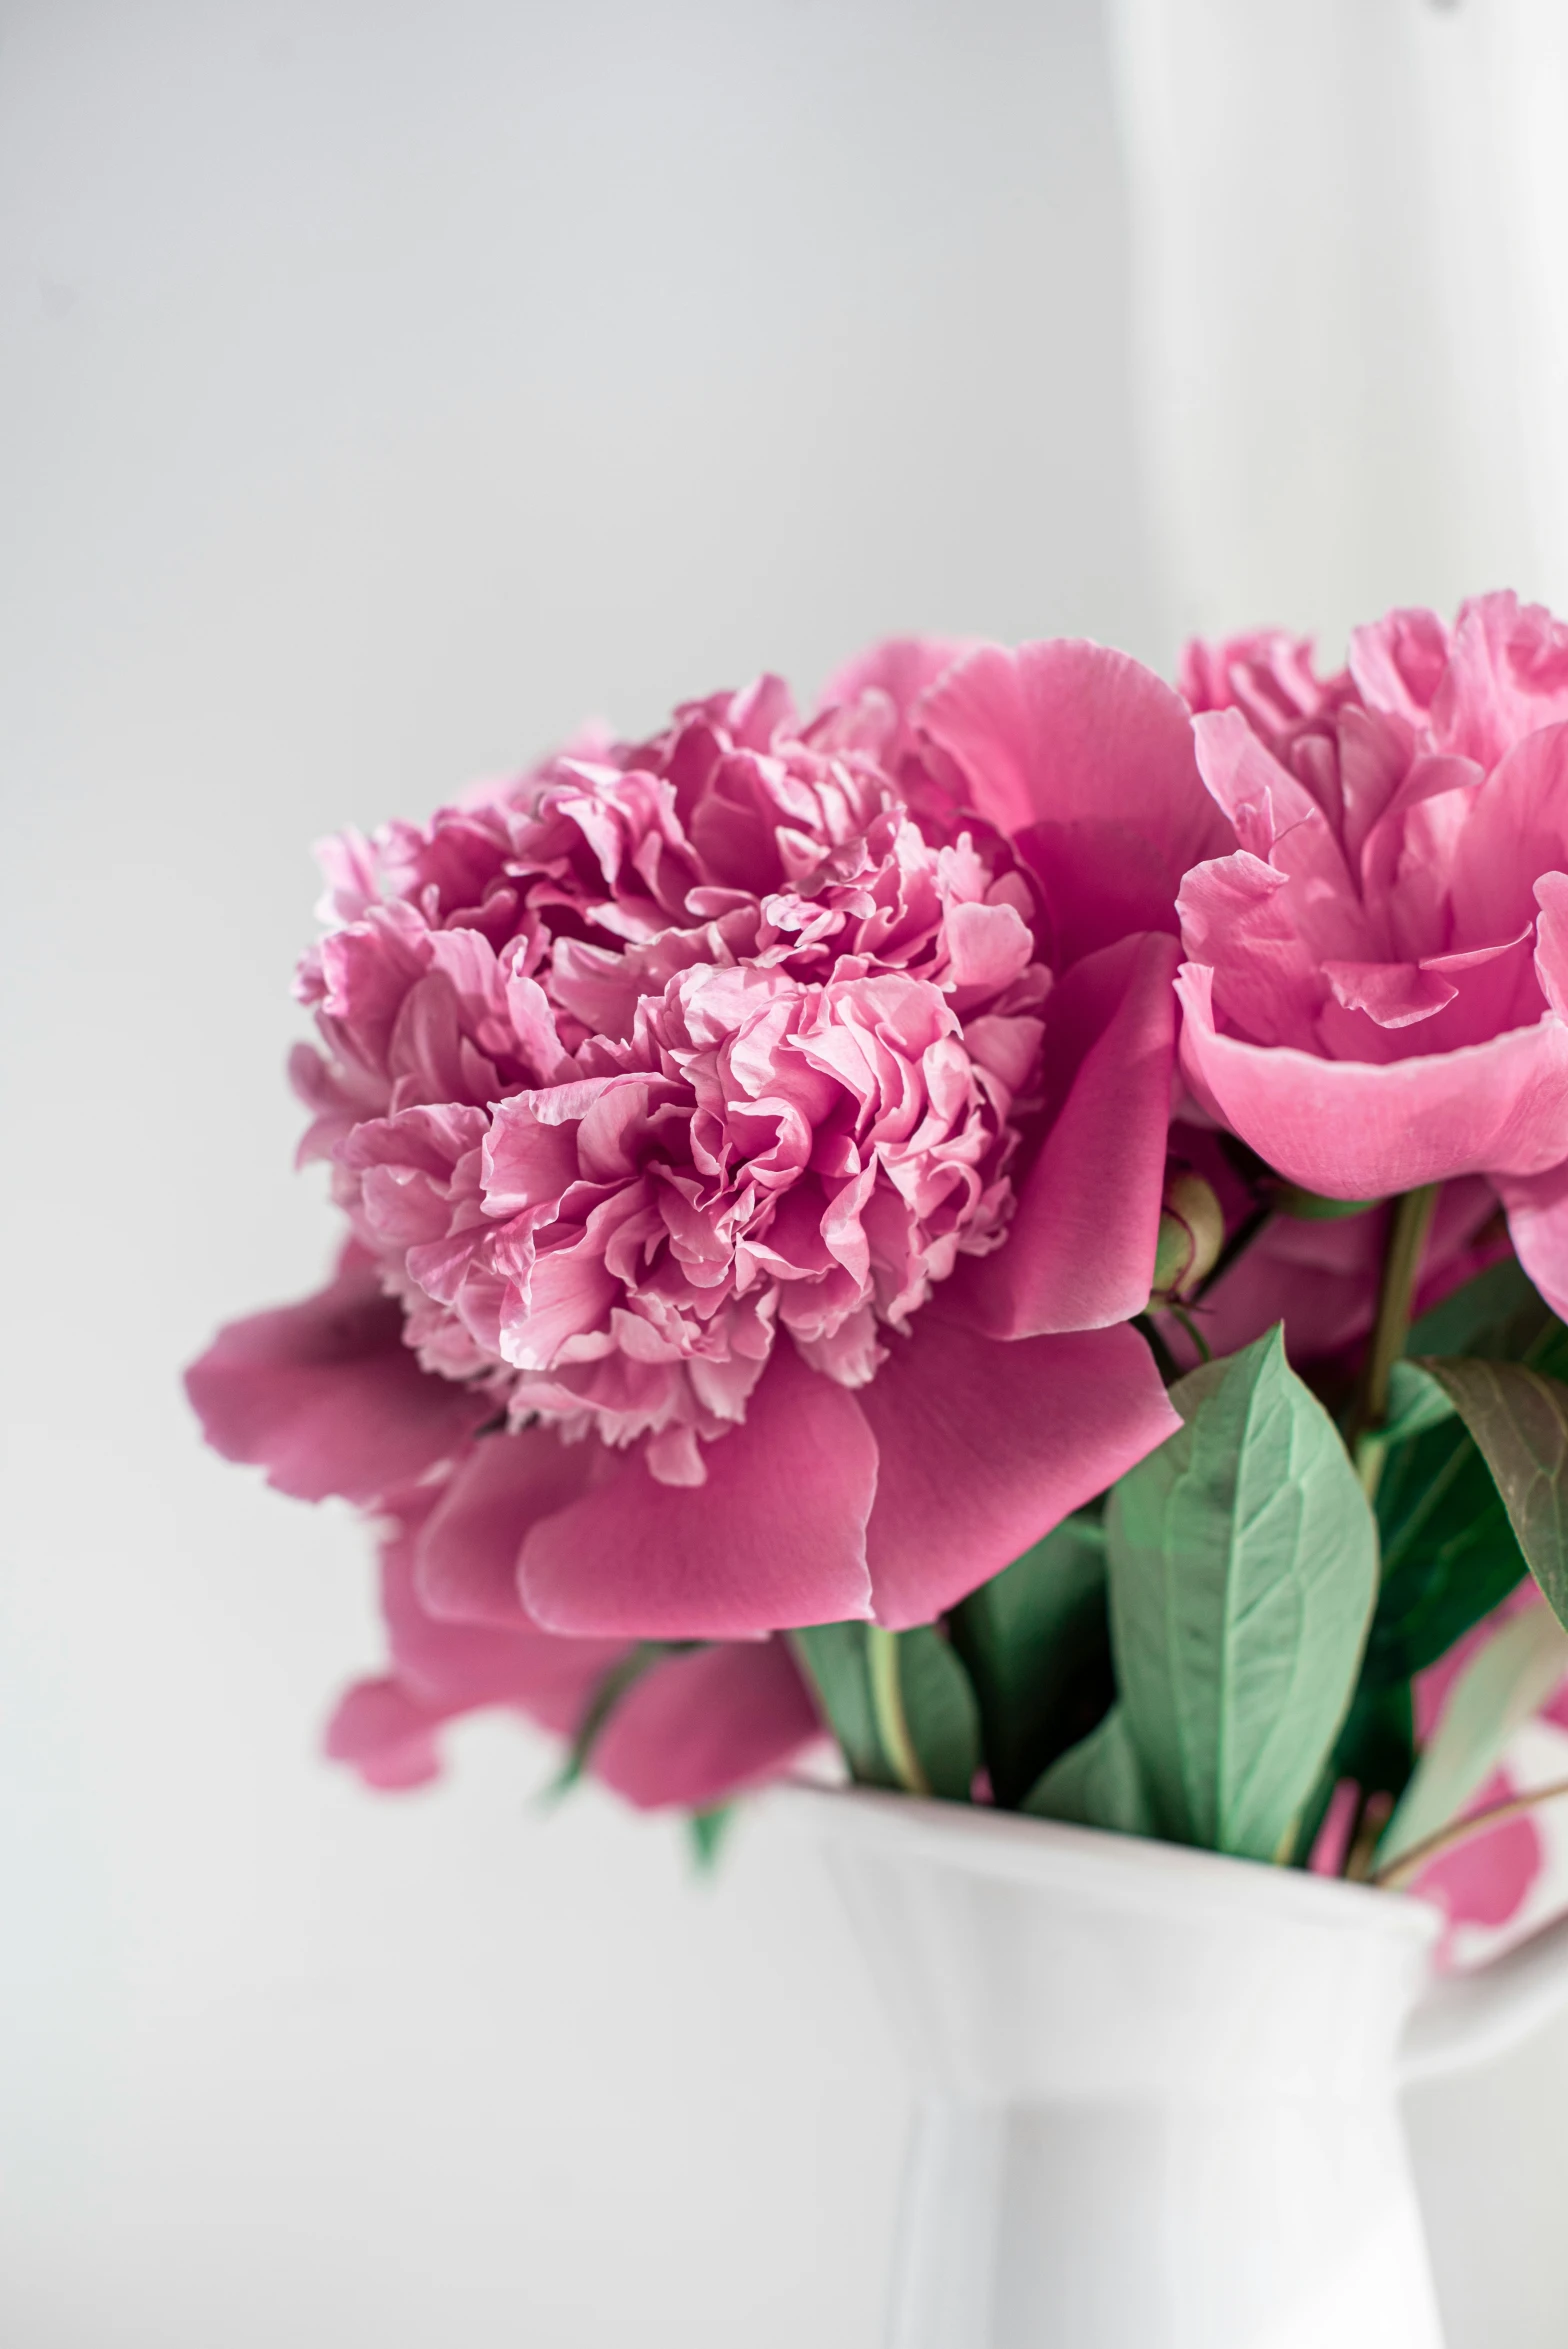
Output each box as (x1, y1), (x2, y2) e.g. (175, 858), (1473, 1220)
(1109, 0), (1568, 654)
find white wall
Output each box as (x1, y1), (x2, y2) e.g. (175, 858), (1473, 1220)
(3, 4), (1567, 2344)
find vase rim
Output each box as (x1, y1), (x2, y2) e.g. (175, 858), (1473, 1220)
(777, 1779), (1442, 1949)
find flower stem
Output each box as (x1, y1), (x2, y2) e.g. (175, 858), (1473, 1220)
(1350, 1184), (1440, 1492)
(866, 1624), (930, 1796)
(1373, 1775), (1568, 1891)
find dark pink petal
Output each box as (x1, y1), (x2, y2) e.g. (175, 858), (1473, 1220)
(325, 1679), (446, 1790)
(952, 932), (1179, 1336)
(594, 1641), (821, 1810)
(1178, 961), (1568, 1196)
(919, 639), (1229, 967)
(383, 1526), (625, 1723)
(414, 1427), (611, 1626)
(184, 1253), (487, 1508)
(517, 1344), (877, 1637)
(1410, 1775), (1543, 1936)
(856, 1312), (1180, 1629)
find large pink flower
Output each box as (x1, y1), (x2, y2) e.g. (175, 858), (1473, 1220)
(206, 637), (1227, 1641)
(1176, 594), (1568, 1309)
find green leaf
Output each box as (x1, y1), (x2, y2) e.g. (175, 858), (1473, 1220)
(1377, 1603), (1568, 1871)
(1023, 1707), (1155, 1835)
(687, 1806), (733, 1870)
(948, 1514), (1113, 1808)
(1418, 1355), (1568, 1629)
(788, 1624), (897, 1788)
(1367, 1420), (1528, 1685)
(1105, 1326), (1379, 1861)
(894, 1627), (982, 1802)
(1381, 1360), (1456, 1445)
(1407, 1255), (1551, 1360)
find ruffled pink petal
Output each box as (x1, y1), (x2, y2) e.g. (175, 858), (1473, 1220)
(1177, 961), (1568, 1196)
(517, 1343), (877, 1637)
(919, 639), (1229, 967)
(593, 1640), (820, 1810)
(815, 636), (972, 729)
(184, 1252), (487, 1508)
(1496, 1154), (1568, 1319)
(856, 1312), (1180, 1629)
(415, 1425), (610, 1627)
(952, 931), (1179, 1335)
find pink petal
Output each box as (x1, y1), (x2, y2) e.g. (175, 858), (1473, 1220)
(324, 1679), (446, 1791)
(952, 931), (1179, 1335)
(1177, 961), (1568, 1196)
(184, 1251), (487, 1508)
(1323, 961), (1457, 1029)
(918, 640), (1229, 967)
(1497, 1154), (1568, 1318)
(517, 1344), (877, 1637)
(594, 1641), (821, 1810)
(1410, 1773), (1544, 1935)
(415, 1427), (609, 1627)
(856, 1312), (1180, 1629)
(816, 636), (972, 728)
(386, 1524), (624, 1721)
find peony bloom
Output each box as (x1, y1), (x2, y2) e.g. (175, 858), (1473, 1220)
(244, 639), (1217, 1641)
(1175, 594), (1568, 1310)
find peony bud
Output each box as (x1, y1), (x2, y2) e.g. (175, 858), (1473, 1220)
(1150, 1170), (1226, 1304)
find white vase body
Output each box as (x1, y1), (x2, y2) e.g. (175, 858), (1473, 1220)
(810, 1791), (1448, 2349)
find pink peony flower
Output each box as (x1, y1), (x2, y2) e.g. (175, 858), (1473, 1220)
(259, 640), (1213, 1639)
(1174, 594), (1568, 1312)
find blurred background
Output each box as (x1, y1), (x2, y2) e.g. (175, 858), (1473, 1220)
(4, 2), (1568, 2341)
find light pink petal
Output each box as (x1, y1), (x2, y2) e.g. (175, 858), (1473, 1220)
(1177, 961), (1568, 1195)
(815, 636), (972, 728)
(918, 640), (1229, 967)
(594, 1641), (821, 1810)
(1497, 1154), (1568, 1318)
(1323, 961), (1457, 1029)
(415, 1427), (609, 1626)
(518, 1344), (876, 1637)
(184, 1252), (486, 1508)
(1433, 592), (1568, 766)
(1347, 605), (1452, 730)
(857, 1312), (1180, 1629)
(1534, 871), (1568, 1020)
(1449, 723), (1568, 949)
(952, 932), (1179, 1336)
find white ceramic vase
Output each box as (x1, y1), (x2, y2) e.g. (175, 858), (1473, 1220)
(804, 1788), (1568, 2349)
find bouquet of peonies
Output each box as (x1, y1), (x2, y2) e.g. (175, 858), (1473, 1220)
(188, 596), (1568, 1929)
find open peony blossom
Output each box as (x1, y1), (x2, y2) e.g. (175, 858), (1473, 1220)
(1176, 593), (1568, 1312)
(228, 639), (1217, 1641)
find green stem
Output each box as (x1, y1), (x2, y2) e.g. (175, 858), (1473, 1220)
(866, 1625), (930, 1796)
(1350, 1184), (1440, 1491)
